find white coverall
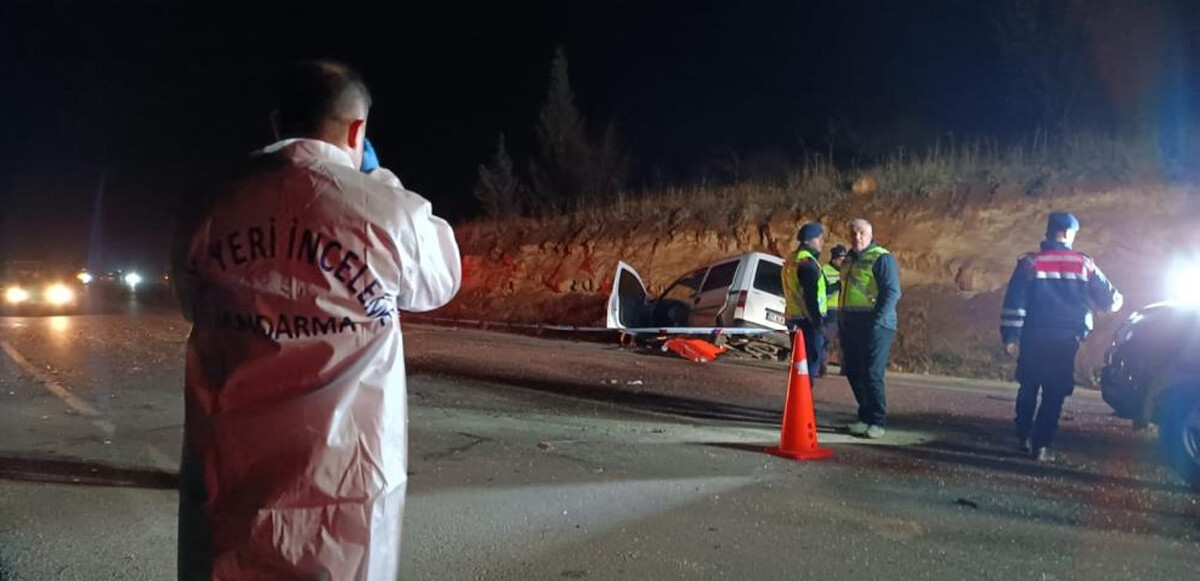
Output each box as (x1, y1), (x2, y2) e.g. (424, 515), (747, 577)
(174, 138), (461, 580)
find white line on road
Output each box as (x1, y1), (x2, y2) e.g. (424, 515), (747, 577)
(144, 444), (178, 471)
(1, 339), (116, 438)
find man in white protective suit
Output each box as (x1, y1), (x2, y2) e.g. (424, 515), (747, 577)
(173, 60), (461, 580)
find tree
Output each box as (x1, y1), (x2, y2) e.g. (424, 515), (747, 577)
(473, 134), (523, 218)
(530, 46), (628, 212)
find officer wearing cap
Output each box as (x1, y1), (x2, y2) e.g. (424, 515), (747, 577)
(819, 244), (848, 377)
(1001, 211), (1123, 461)
(781, 222), (826, 376)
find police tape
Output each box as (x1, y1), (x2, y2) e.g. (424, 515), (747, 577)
(402, 315), (779, 337)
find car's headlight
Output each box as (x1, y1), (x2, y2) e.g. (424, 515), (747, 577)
(1166, 265), (1200, 305)
(124, 272), (142, 289)
(77, 271), (93, 285)
(5, 287), (29, 304)
(45, 284), (75, 305)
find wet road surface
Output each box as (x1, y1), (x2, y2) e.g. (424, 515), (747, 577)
(1, 311), (1198, 580)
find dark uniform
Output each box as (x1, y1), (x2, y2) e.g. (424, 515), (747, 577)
(819, 255), (843, 377)
(1001, 213), (1122, 457)
(782, 245), (825, 374)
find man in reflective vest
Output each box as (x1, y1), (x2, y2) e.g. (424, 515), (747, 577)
(781, 222), (826, 376)
(840, 219), (901, 439)
(819, 244), (847, 377)
(1001, 212), (1122, 461)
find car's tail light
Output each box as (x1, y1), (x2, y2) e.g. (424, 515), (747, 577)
(734, 290), (747, 318)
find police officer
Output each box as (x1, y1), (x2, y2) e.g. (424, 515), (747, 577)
(782, 222), (826, 375)
(840, 219), (901, 439)
(819, 244), (847, 377)
(1001, 212), (1122, 461)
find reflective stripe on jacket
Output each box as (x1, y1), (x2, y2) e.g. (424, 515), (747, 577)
(1000, 241), (1123, 343)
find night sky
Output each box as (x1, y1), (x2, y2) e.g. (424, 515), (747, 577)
(1, 0), (1197, 270)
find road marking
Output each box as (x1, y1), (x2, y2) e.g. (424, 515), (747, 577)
(144, 444), (177, 471)
(1, 339), (116, 437)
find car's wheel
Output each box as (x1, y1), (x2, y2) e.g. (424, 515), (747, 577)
(1158, 389), (1200, 489)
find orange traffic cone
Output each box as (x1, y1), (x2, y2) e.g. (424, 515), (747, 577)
(766, 330), (834, 461)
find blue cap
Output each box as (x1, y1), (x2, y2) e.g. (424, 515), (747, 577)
(1046, 212), (1080, 234)
(797, 222), (823, 242)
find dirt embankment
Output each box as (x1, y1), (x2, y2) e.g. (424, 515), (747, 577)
(437, 185), (1200, 382)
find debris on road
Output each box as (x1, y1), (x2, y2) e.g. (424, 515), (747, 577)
(662, 337), (726, 363)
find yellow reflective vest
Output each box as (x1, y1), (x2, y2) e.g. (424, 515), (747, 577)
(782, 248), (826, 320)
(840, 245), (891, 312)
(822, 263), (841, 310)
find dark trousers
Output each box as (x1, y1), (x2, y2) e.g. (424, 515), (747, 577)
(820, 310), (840, 373)
(1015, 329), (1080, 449)
(790, 318), (824, 377)
(177, 448), (213, 580)
(840, 323), (894, 426)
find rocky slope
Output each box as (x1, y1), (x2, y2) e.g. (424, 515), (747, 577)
(438, 184), (1200, 382)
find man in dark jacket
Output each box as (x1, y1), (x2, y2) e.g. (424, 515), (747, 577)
(840, 219), (901, 439)
(819, 244), (847, 377)
(782, 222), (826, 375)
(1001, 212), (1123, 461)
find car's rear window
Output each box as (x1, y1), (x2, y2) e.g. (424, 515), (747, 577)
(752, 260), (783, 296)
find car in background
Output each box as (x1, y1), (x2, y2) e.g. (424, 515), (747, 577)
(607, 252), (791, 358)
(1, 261), (85, 313)
(1099, 302), (1200, 488)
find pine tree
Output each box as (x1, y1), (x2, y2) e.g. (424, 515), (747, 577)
(530, 46), (595, 212)
(473, 134), (522, 218)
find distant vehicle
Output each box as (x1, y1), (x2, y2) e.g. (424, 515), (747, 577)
(1, 261), (84, 313)
(1100, 302), (1200, 488)
(607, 252), (791, 359)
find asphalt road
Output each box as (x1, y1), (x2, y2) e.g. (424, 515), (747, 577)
(1, 308), (1198, 580)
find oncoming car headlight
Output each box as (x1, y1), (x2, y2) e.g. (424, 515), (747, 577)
(45, 284), (75, 305)
(5, 287), (29, 304)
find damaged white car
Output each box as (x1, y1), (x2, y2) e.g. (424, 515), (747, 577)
(606, 252), (792, 359)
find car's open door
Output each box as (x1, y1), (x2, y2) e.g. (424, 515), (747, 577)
(607, 261), (651, 328)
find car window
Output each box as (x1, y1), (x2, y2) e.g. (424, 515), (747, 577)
(701, 261), (739, 292)
(661, 270), (705, 302)
(618, 269), (646, 302)
(753, 259), (784, 296)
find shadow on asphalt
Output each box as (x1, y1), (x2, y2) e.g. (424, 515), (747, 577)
(0, 456), (178, 489)
(412, 364), (789, 425)
(885, 443), (1186, 494)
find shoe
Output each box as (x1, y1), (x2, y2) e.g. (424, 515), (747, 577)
(865, 425), (886, 439)
(1017, 436), (1031, 454)
(1032, 447), (1052, 462)
(847, 421), (869, 436)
